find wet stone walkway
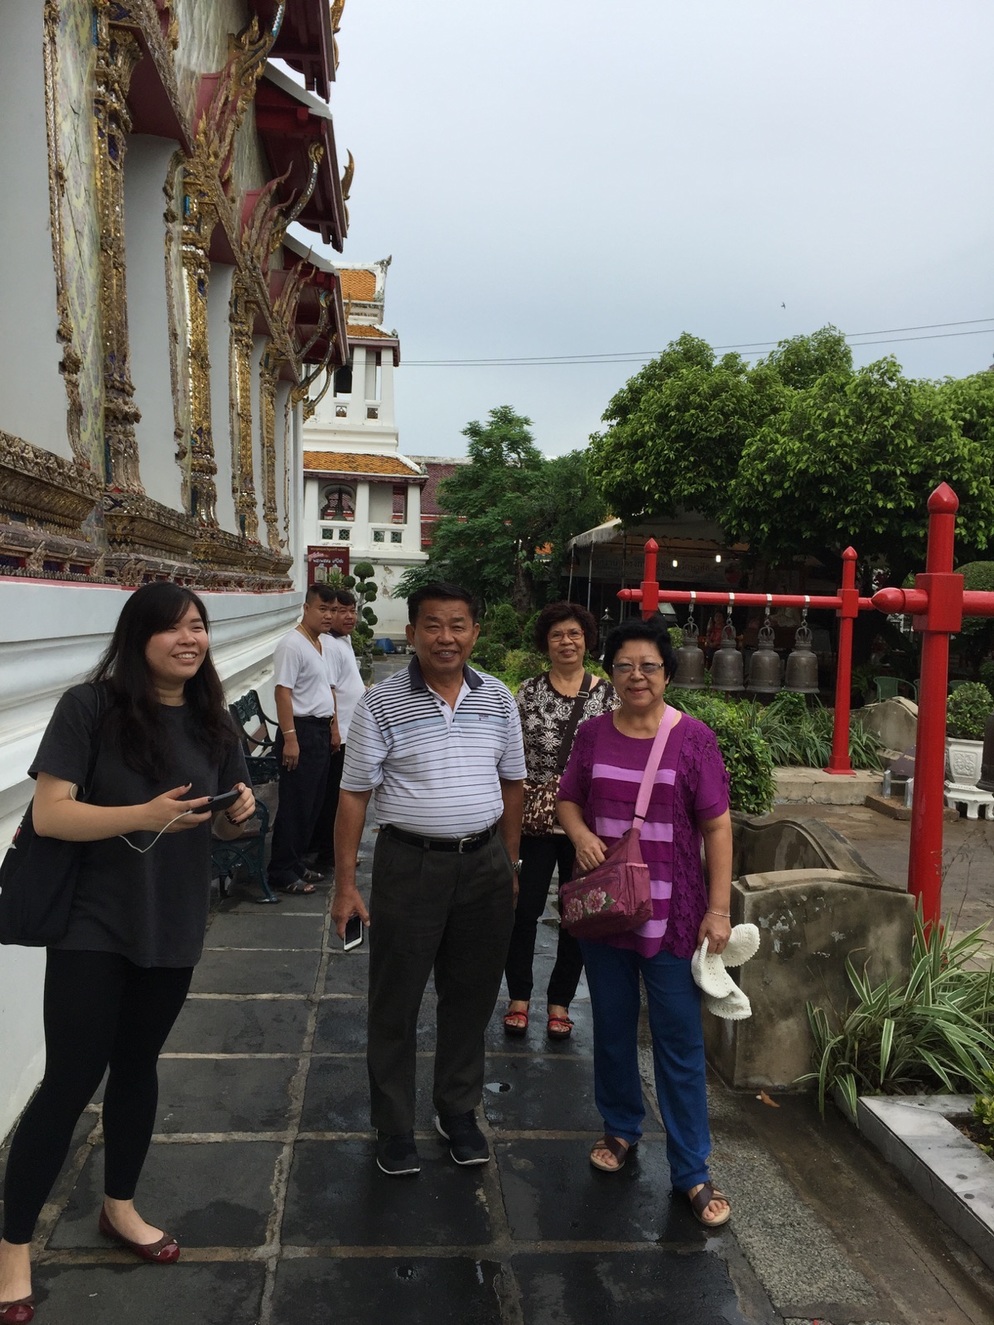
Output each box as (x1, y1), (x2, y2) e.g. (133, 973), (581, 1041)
(5, 819), (994, 1324)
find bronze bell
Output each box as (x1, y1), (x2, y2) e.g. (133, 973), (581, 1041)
(673, 619), (706, 690)
(710, 623), (744, 693)
(784, 620), (819, 694)
(746, 619), (782, 694)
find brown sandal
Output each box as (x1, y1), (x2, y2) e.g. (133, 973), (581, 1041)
(589, 1135), (637, 1172)
(684, 1181), (731, 1227)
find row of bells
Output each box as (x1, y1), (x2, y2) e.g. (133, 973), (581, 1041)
(673, 621), (820, 694)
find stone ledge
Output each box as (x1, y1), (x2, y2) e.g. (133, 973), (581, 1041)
(858, 1095), (994, 1274)
(775, 767), (880, 805)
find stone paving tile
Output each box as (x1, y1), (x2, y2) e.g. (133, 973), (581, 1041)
(166, 994), (311, 1055)
(271, 1257), (505, 1325)
(191, 947), (321, 994)
(313, 995), (435, 1054)
(321, 950), (371, 996)
(299, 1056), (439, 1134)
(497, 1137), (680, 1244)
(514, 1249), (764, 1325)
(204, 910), (326, 949)
(33, 1263), (265, 1325)
(50, 1141), (281, 1249)
(482, 1054), (599, 1131)
(281, 1139), (493, 1246)
(154, 1056), (299, 1133)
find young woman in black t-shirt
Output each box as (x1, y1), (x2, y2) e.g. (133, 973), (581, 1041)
(0, 583), (254, 1323)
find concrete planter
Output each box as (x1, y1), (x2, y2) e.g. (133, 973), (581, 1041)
(945, 736), (984, 788)
(857, 1095), (994, 1274)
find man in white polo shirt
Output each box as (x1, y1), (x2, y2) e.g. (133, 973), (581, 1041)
(332, 582), (525, 1177)
(306, 589), (365, 877)
(266, 584), (341, 895)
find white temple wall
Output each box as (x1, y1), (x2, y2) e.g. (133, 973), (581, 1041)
(0, 578), (299, 1139)
(126, 134), (184, 508)
(0, 0), (72, 457)
(209, 263), (237, 532)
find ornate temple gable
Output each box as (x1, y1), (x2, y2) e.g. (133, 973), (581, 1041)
(1, 0), (340, 593)
(106, 0), (191, 151)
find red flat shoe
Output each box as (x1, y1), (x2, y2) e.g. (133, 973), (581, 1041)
(0, 1297), (34, 1324)
(98, 1207), (180, 1263)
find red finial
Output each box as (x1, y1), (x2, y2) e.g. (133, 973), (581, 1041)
(842, 547), (857, 561)
(645, 538), (658, 551)
(928, 483), (958, 513)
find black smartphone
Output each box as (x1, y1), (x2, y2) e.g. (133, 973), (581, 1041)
(343, 914), (364, 951)
(202, 789), (240, 814)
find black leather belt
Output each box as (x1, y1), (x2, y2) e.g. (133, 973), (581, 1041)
(382, 823), (498, 853)
(295, 715), (332, 724)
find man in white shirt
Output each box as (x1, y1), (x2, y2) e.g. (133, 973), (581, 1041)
(332, 582), (525, 1177)
(307, 590), (365, 876)
(266, 585), (341, 895)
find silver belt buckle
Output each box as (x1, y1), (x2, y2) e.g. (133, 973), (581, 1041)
(456, 833), (476, 853)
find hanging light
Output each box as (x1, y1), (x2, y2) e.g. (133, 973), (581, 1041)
(673, 611), (706, 689)
(746, 610), (782, 694)
(784, 608), (820, 694)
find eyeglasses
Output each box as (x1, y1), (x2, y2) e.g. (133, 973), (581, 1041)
(611, 662), (665, 678)
(548, 629), (585, 643)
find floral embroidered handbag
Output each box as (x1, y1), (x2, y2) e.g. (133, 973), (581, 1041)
(560, 706), (679, 940)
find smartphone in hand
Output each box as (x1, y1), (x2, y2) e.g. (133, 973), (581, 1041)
(343, 914), (364, 951)
(202, 789), (240, 814)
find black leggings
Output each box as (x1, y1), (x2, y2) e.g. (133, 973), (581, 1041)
(1, 949), (192, 1245)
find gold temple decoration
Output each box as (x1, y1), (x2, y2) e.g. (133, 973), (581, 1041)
(258, 345), (282, 550)
(332, 0), (346, 70)
(94, 7), (145, 491)
(229, 275), (259, 540)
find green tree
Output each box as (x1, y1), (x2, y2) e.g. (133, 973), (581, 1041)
(399, 407), (607, 610)
(589, 327), (994, 589)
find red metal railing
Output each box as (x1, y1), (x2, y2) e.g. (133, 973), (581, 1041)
(619, 483), (992, 929)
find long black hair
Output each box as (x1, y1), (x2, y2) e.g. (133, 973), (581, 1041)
(88, 582), (236, 777)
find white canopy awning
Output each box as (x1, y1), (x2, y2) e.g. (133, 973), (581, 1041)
(567, 518), (622, 552)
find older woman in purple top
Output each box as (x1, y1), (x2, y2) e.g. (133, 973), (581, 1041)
(557, 619), (733, 1228)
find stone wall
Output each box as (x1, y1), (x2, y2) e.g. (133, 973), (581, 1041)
(706, 815), (916, 1091)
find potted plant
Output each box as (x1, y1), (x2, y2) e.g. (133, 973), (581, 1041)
(945, 681), (994, 787)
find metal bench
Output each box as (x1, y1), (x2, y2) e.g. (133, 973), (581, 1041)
(228, 689), (280, 785)
(212, 690), (281, 903)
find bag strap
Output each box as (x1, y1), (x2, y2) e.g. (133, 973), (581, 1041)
(553, 672), (594, 774)
(632, 706), (680, 824)
(78, 682), (106, 801)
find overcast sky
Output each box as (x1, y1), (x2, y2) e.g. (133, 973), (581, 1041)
(310, 0), (994, 459)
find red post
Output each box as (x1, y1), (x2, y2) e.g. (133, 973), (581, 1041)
(825, 547), (858, 774)
(640, 539), (659, 621)
(908, 484), (962, 929)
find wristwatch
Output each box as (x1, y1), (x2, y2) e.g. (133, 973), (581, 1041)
(512, 859), (523, 875)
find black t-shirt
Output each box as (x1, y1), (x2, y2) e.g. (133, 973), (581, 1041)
(29, 683), (248, 968)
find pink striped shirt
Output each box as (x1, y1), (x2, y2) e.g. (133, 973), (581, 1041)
(558, 710), (729, 959)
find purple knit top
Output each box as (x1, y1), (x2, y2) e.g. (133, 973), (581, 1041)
(558, 709), (730, 960)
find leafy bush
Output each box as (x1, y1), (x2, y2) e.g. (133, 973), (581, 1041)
(667, 689), (775, 815)
(802, 913), (994, 1117)
(755, 694), (882, 771)
(946, 681), (994, 741)
(971, 1070), (994, 1156)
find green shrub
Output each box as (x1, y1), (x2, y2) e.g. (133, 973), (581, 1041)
(946, 681), (994, 741)
(802, 912), (994, 1117)
(971, 1069), (994, 1155)
(667, 689), (775, 815)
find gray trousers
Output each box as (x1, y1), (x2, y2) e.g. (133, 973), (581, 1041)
(367, 829), (515, 1134)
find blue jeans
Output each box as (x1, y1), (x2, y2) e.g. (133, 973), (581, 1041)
(578, 940), (711, 1191)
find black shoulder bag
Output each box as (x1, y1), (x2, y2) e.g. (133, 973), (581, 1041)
(0, 685), (105, 947)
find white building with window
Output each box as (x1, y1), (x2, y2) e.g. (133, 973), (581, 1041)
(302, 258), (427, 640)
